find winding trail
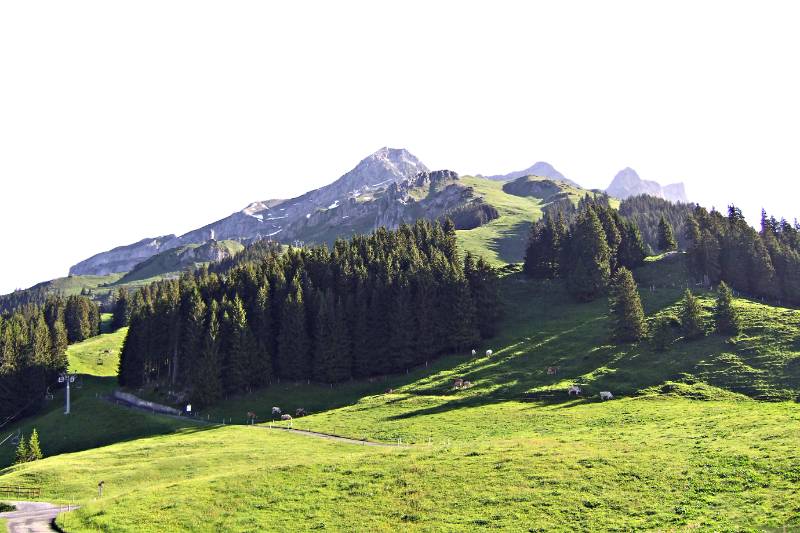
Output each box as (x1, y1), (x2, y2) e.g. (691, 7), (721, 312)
(0, 501), (78, 533)
(104, 395), (405, 448)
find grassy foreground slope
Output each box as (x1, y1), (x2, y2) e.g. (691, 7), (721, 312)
(0, 254), (798, 530)
(0, 398), (795, 531)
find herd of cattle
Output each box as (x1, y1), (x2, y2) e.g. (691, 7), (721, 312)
(245, 349), (615, 424)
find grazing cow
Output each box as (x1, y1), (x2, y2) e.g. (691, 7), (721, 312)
(547, 366), (559, 376)
(295, 408), (307, 417)
(485, 349), (493, 357)
(272, 406), (282, 417)
(281, 414), (292, 421)
(453, 378), (464, 389)
(599, 391), (614, 401)
(471, 349), (477, 357)
(247, 411), (257, 423)
(385, 388), (395, 394)
(568, 385), (582, 396)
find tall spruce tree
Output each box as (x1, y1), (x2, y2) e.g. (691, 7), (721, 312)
(178, 288), (206, 387)
(618, 221), (648, 269)
(679, 289), (705, 340)
(223, 295), (256, 394)
(312, 291), (352, 382)
(566, 208), (612, 302)
(388, 280), (417, 372)
(250, 284), (273, 385)
(276, 277), (311, 380)
(714, 282), (741, 336)
(193, 300), (222, 407)
(649, 315), (673, 352)
(608, 267), (647, 342)
(657, 216), (678, 252)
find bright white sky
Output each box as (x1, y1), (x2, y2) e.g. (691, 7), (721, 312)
(1, 1), (799, 294)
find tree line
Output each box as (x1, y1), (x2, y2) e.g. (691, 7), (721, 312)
(685, 205), (800, 304)
(117, 220), (502, 407)
(0, 295), (99, 419)
(524, 196), (652, 301)
(619, 194), (696, 252)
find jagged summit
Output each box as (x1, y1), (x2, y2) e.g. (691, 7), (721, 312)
(606, 167), (688, 203)
(68, 148), (466, 277)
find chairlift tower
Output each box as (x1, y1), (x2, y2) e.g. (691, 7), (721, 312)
(58, 373), (76, 415)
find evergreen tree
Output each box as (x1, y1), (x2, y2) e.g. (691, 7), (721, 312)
(523, 214), (560, 279)
(112, 288), (131, 330)
(222, 295), (255, 394)
(618, 221), (648, 269)
(276, 277), (311, 380)
(30, 313), (52, 366)
(312, 291), (352, 382)
(649, 315), (673, 352)
(250, 284), (273, 385)
(388, 281), (417, 372)
(192, 300), (223, 407)
(714, 282), (741, 336)
(27, 428), (43, 461)
(657, 216), (677, 252)
(14, 433), (28, 464)
(49, 320), (68, 367)
(350, 280), (372, 377)
(608, 267), (647, 342)
(178, 288), (206, 387)
(566, 208), (612, 302)
(466, 256), (502, 338)
(679, 289), (705, 340)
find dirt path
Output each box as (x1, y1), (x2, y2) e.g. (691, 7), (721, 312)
(104, 395), (405, 448)
(254, 425), (405, 447)
(0, 501), (78, 533)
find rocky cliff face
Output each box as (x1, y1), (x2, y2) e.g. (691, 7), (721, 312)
(115, 240), (245, 284)
(606, 167), (688, 203)
(69, 235), (179, 276)
(68, 150), (488, 276)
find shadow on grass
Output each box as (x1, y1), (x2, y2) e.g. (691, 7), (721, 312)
(485, 220), (533, 264)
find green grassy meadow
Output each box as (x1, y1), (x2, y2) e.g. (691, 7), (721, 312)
(0, 254), (798, 530)
(456, 176), (544, 266)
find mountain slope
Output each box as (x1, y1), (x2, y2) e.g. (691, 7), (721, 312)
(3, 255), (799, 531)
(606, 167), (688, 202)
(115, 240), (244, 284)
(69, 148), (453, 276)
(485, 161), (580, 187)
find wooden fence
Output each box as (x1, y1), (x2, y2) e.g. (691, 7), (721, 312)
(0, 485), (41, 498)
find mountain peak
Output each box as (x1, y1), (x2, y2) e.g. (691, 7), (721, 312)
(607, 167), (687, 203)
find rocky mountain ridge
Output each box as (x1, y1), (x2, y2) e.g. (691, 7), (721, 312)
(606, 167), (688, 203)
(69, 149), (487, 276)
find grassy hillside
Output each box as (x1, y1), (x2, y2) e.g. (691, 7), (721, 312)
(455, 176), (616, 266)
(1, 255), (798, 530)
(66, 327), (126, 376)
(0, 399), (795, 531)
(0, 329), (200, 468)
(455, 176), (545, 266)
